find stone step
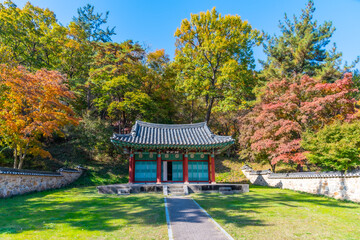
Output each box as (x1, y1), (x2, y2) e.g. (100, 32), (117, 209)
(168, 190), (184, 194)
(168, 187), (184, 190)
(168, 185), (189, 196)
(169, 188), (184, 192)
(219, 187), (234, 195)
(168, 187), (185, 191)
(117, 188), (130, 195)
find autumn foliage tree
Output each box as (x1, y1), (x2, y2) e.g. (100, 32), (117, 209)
(239, 73), (358, 172)
(0, 65), (78, 169)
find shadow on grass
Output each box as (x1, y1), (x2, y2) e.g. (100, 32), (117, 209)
(0, 187), (165, 235)
(251, 185), (358, 209)
(26, 138), (130, 187)
(71, 163), (129, 187)
(193, 185), (358, 229)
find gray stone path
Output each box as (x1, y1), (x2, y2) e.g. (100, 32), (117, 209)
(166, 196), (230, 240)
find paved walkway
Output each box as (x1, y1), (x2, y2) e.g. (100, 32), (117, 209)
(165, 196), (231, 240)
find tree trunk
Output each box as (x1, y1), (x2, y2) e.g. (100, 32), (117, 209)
(269, 161), (276, 173)
(13, 148), (18, 169)
(296, 164), (303, 172)
(18, 155), (25, 169)
(86, 87), (92, 110)
(15, 143), (28, 169)
(205, 97), (214, 124)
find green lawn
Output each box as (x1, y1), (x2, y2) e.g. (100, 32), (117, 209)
(0, 187), (167, 240)
(2, 185), (360, 240)
(193, 186), (360, 240)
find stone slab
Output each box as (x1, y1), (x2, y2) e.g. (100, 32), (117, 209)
(167, 196), (228, 240)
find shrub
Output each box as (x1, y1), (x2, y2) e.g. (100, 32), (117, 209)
(301, 121), (360, 171)
(71, 112), (117, 161)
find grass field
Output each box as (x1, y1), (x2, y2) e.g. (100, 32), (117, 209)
(193, 186), (360, 240)
(2, 183), (360, 239)
(0, 187), (167, 240)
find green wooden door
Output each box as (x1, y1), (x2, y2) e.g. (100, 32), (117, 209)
(172, 161), (183, 181)
(188, 161), (208, 181)
(135, 161), (157, 182)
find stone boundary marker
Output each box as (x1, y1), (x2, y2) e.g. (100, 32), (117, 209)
(242, 165), (360, 202)
(0, 166), (84, 198)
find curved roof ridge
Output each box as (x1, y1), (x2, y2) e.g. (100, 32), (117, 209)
(136, 120), (206, 129)
(111, 120), (235, 153)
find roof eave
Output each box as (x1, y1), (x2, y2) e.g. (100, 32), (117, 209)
(111, 139), (234, 153)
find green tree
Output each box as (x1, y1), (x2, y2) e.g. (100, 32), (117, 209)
(72, 112), (116, 161)
(89, 41), (151, 130)
(0, 0), (67, 71)
(141, 49), (180, 123)
(72, 4), (115, 42)
(352, 70), (360, 100)
(260, 0), (347, 82)
(174, 7), (262, 123)
(90, 42), (181, 129)
(302, 121), (360, 171)
(64, 4), (116, 111)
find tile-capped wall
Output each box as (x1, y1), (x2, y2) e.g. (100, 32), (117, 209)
(242, 165), (360, 202)
(0, 167), (84, 198)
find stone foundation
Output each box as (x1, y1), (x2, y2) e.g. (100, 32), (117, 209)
(242, 165), (360, 202)
(0, 167), (84, 198)
(97, 183), (249, 195)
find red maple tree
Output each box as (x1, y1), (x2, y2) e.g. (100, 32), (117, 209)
(239, 73), (358, 171)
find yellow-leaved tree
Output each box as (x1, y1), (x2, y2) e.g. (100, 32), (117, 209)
(174, 7), (262, 123)
(0, 65), (78, 169)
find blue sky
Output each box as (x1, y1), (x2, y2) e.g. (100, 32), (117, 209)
(10, 0), (360, 69)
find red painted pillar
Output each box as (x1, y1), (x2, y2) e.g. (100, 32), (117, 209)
(183, 153), (189, 184)
(129, 151), (134, 183)
(156, 151), (162, 184)
(132, 153), (135, 182)
(208, 154), (211, 183)
(211, 153), (216, 184)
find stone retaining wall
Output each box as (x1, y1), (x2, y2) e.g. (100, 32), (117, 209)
(241, 165), (360, 202)
(0, 167), (84, 198)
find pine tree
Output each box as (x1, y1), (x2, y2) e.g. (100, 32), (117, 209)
(260, 0), (344, 82)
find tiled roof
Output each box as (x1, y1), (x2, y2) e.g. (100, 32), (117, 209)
(0, 167), (62, 177)
(111, 120), (234, 149)
(0, 167), (82, 177)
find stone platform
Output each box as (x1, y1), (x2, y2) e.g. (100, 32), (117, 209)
(97, 183), (249, 195)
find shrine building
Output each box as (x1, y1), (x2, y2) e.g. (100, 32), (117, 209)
(111, 120), (234, 184)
